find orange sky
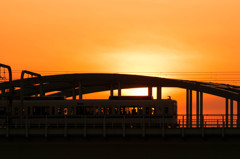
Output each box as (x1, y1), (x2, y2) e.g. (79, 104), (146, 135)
(1, 0), (240, 114)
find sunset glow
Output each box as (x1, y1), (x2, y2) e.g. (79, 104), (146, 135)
(1, 0), (240, 114)
(122, 88), (148, 96)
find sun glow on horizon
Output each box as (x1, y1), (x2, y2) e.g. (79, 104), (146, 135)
(122, 88), (148, 96)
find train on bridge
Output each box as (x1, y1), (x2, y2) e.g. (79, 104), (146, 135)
(0, 96), (178, 129)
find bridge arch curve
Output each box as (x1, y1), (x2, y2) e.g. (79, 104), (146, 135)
(1, 73), (240, 128)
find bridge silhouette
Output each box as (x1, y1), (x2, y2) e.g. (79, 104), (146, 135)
(1, 63), (240, 138)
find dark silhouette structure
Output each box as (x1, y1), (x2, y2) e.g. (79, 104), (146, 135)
(1, 63), (240, 137)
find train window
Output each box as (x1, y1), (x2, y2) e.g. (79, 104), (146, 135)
(151, 107), (155, 115)
(113, 107), (117, 115)
(57, 107), (62, 115)
(96, 107), (99, 114)
(64, 107), (68, 115)
(0, 107), (6, 115)
(106, 107), (111, 115)
(125, 107), (129, 115)
(132, 107), (137, 115)
(101, 107), (104, 115)
(124, 107), (137, 115)
(120, 107), (124, 115)
(32, 106), (50, 115)
(164, 107), (168, 114)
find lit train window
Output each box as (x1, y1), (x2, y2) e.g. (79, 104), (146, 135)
(151, 107), (155, 115)
(125, 107), (129, 115)
(64, 107), (68, 115)
(106, 107), (111, 115)
(101, 107), (104, 115)
(114, 107), (118, 114)
(132, 107), (137, 115)
(120, 107), (124, 115)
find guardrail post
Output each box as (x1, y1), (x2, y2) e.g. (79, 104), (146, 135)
(64, 116), (67, 137)
(149, 115), (151, 128)
(182, 115), (184, 137)
(200, 92), (203, 128)
(222, 115), (225, 138)
(226, 99), (229, 128)
(190, 90), (192, 128)
(237, 101), (240, 128)
(45, 115), (48, 138)
(196, 91), (200, 128)
(6, 116), (9, 138)
(84, 116), (87, 137)
(162, 115), (165, 138)
(142, 116), (145, 137)
(230, 100), (233, 128)
(122, 116), (125, 137)
(200, 115), (203, 128)
(201, 116), (204, 138)
(25, 116), (28, 138)
(103, 115), (106, 137)
(186, 89), (189, 128)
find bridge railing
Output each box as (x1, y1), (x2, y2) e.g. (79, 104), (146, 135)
(0, 114), (239, 129)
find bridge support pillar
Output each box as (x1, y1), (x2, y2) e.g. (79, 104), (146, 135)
(225, 99), (229, 128)
(118, 82), (121, 96)
(230, 99), (233, 128)
(148, 86), (152, 98)
(72, 88), (76, 100)
(200, 92), (203, 128)
(78, 82), (82, 100)
(157, 86), (162, 100)
(186, 89), (189, 128)
(237, 101), (240, 127)
(186, 89), (192, 128)
(196, 91), (200, 128)
(190, 90), (192, 128)
(110, 84), (114, 97)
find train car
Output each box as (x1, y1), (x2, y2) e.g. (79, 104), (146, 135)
(0, 96), (178, 128)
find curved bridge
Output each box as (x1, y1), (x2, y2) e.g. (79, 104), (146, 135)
(1, 73), (240, 128)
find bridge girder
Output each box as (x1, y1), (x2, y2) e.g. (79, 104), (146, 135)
(0, 73), (240, 100)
